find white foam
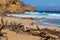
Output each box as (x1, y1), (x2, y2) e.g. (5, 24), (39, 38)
(6, 12), (60, 19)
(46, 13), (60, 19)
(25, 12), (40, 14)
(48, 14), (60, 16)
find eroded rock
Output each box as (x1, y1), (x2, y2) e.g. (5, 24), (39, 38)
(0, 0), (35, 13)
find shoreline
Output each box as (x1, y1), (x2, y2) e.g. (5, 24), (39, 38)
(0, 16), (60, 40)
(0, 16), (60, 30)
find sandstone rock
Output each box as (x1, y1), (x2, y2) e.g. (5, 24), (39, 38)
(0, 0), (35, 13)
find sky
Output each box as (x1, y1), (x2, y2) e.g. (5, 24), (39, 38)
(20, 0), (60, 6)
(20, 0), (60, 11)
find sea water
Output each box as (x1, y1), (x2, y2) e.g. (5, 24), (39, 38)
(6, 12), (60, 26)
(34, 18), (60, 26)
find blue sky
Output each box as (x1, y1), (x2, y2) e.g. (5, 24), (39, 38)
(20, 0), (60, 11)
(20, 0), (60, 6)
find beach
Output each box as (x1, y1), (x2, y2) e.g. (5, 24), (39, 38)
(0, 16), (60, 30)
(0, 0), (60, 40)
(0, 16), (60, 40)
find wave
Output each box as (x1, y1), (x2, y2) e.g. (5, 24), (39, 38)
(25, 12), (41, 14)
(48, 14), (60, 16)
(35, 19), (60, 26)
(40, 21), (59, 26)
(25, 12), (48, 15)
(6, 12), (60, 19)
(6, 14), (39, 18)
(45, 13), (60, 19)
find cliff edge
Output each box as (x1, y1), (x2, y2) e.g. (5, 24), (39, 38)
(0, 0), (35, 13)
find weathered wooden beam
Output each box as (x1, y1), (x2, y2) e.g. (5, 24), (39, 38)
(36, 26), (41, 31)
(1, 18), (4, 25)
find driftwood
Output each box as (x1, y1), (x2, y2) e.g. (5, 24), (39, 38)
(0, 18), (8, 40)
(0, 19), (60, 40)
(35, 26), (59, 40)
(36, 26), (41, 31)
(40, 28), (60, 37)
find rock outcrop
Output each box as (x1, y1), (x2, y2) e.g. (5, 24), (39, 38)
(0, 0), (35, 13)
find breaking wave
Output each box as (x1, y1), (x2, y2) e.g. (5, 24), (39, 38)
(6, 12), (60, 19)
(6, 12), (60, 26)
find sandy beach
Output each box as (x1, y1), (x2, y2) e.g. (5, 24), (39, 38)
(0, 16), (60, 40)
(0, 16), (60, 31)
(0, 0), (60, 40)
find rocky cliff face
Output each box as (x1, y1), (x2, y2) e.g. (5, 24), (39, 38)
(0, 0), (35, 13)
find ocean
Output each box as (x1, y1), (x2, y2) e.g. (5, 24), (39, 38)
(6, 11), (60, 26)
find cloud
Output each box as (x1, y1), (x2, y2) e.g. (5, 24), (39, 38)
(50, 4), (57, 6)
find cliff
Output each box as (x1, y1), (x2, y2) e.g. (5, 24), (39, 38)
(0, 0), (35, 13)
